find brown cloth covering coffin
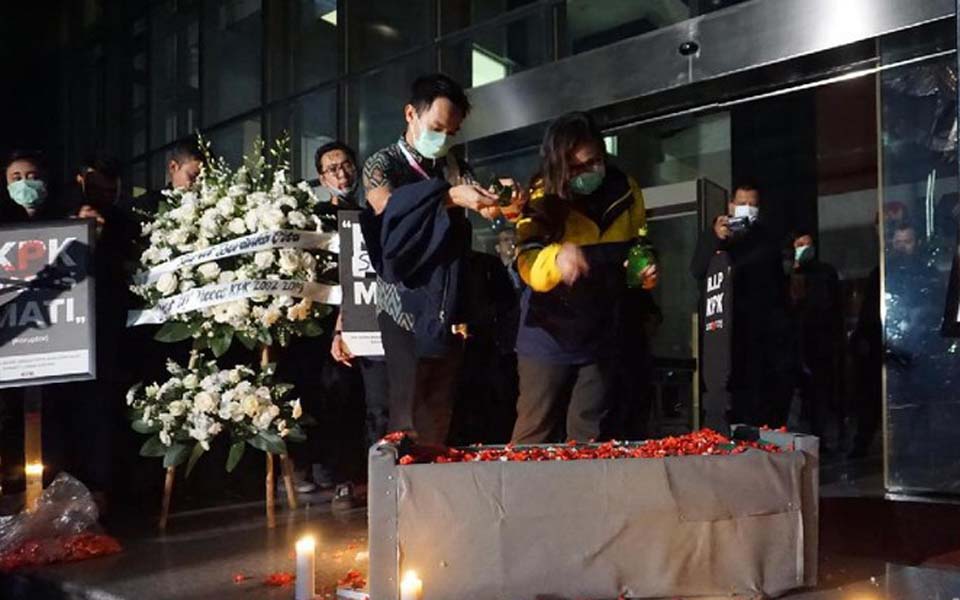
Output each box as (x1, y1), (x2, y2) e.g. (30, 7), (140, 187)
(368, 432), (818, 600)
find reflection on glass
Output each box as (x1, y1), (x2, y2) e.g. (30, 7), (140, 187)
(440, 0), (537, 35)
(208, 117), (263, 169)
(347, 50), (433, 159)
(267, 88), (338, 181)
(346, 0), (433, 72)
(130, 161), (148, 198)
(563, 0), (751, 55)
(881, 49), (960, 493)
(468, 147), (541, 251)
(266, 0), (338, 100)
(202, 0), (262, 126)
(150, 2), (199, 149)
(440, 8), (549, 88)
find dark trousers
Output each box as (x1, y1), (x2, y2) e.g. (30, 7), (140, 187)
(512, 357), (613, 444)
(358, 358), (390, 449)
(378, 313), (463, 445)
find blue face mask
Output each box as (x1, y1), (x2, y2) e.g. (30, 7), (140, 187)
(8, 179), (48, 209)
(795, 245), (814, 264)
(569, 165), (605, 196)
(413, 120), (456, 159)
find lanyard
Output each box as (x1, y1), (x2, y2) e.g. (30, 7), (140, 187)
(397, 139), (462, 185)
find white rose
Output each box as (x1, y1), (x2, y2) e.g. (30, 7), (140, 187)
(168, 401), (186, 417)
(291, 399), (302, 419)
(261, 307), (281, 327)
(227, 184), (248, 198)
(218, 270), (236, 284)
(179, 280), (196, 293)
(255, 410), (275, 431)
(287, 211), (307, 229)
(225, 300), (250, 326)
(212, 304), (231, 323)
(254, 250), (275, 270)
(244, 210), (260, 233)
(241, 394), (260, 417)
(156, 273), (179, 296)
(259, 207), (286, 230)
(198, 262), (221, 281)
(194, 391), (217, 413)
(182, 374), (199, 390)
(208, 422), (223, 436)
(216, 196), (236, 217)
(278, 249), (300, 274)
(228, 218), (247, 235)
(278, 195), (297, 209)
(228, 370), (243, 385)
(159, 430), (172, 446)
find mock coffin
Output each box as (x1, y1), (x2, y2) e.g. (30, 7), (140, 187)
(368, 428), (818, 600)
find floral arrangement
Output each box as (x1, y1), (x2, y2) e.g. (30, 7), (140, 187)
(128, 359), (307, 473)
(130, 135), (338, 355)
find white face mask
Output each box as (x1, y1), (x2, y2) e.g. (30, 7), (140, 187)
(733, 204), (759, 220)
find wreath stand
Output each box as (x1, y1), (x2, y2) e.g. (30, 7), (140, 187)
(158, 347), (298, 533)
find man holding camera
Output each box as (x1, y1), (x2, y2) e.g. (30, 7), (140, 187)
(691, 182), (788, 430)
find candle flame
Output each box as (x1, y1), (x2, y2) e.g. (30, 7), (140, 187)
(25, 462), (43, 476)
(295, 535), (316, 552)
(401, 570), (422, 589)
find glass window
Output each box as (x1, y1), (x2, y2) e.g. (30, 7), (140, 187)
(880, 42), (960, 493)
(150, 1), (200, 149)
(440, 8), (550, 88)
(345, 0), (434, 72)
(130, 161), (148, 199)
(202, 0), (263, 126)
(208, 117), (263, 168)
(265, 0), (339, 100)
(267, 87), (338, 182)
(439, 0), (538, 35)
(562, 0), (752, 56)
(346, 50), (434, 160)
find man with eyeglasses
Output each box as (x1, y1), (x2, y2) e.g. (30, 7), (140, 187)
(316, 141), (362, 209)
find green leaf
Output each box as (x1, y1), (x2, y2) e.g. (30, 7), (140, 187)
(237, 332), (257, 351)
(226, 440), (246, 472)
(184, 442), (205, 478)
(302, 320), (324, 338)
(155, 321), (194, 343)
(257, 329), (273, 347)
(163, 443), (191, 468)
(132, 419), (160, 434)
(140, 435), (168, 458)
(211, 328), (234, 357)
(247, 431), (287, 455)
(284, 426), (307, 443)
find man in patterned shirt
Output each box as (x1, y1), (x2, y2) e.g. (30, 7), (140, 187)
(361, 73), (501, 445)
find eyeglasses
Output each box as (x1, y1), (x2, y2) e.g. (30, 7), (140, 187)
(320, 161), (356, 177)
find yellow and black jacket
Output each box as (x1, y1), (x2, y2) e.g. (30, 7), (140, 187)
(515, 164), (648, 363)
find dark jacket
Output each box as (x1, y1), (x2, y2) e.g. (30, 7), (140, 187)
(690, 221), (786, 321)
(361, 178), (471, 357)
(515, 165), (648, 363)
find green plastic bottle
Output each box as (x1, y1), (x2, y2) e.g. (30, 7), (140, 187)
(626, 226), (655, 289)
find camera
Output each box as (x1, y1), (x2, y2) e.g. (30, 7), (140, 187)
(727, 216), (753, 236)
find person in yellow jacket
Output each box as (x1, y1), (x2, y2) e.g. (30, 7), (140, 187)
(511, 111), (658, 444)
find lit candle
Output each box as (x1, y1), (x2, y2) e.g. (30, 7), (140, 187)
(24, 462), (43, 512)
(400, 570), (423, 600)
(294, 535), (316, 600)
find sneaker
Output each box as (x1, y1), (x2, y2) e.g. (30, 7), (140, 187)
(331, 483), (355, 512)
(312, 464), (336, 490)
(296, 480), (318, 494)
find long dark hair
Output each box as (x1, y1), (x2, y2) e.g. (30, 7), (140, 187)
(538, 111), (605, 199)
